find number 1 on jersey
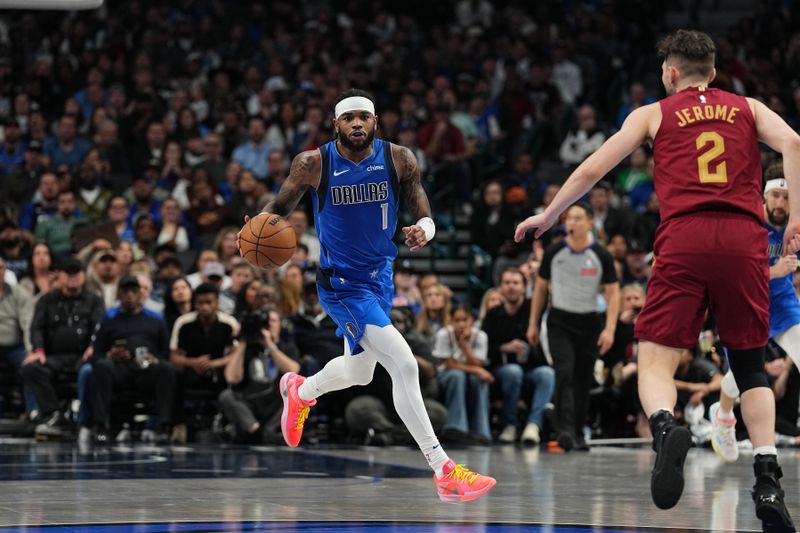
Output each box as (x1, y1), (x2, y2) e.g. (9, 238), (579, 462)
(381, 202), (389, 230)
(696, 131), (728, 184)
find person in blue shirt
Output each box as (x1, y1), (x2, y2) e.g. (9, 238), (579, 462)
(711, 163), (800, 463)
(240, 89), (495, 502)
(231, 117), (274, 180)
(42, 115), (92, 171)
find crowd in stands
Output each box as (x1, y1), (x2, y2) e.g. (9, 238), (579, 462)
(0, 0), (798, 449)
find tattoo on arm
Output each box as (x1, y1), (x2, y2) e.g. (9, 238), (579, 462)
(262, 151), (317, 216)
(397, 146), (431, 221)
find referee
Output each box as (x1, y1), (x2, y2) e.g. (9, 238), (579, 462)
(528, 203), (620, 451)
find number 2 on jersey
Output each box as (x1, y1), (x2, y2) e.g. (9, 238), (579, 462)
(381, 202), (389, 230)
(696, 131), (727, 184)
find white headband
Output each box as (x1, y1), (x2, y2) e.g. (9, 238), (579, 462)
(335, 96), (375, 119)
(765, 178), (788, 195)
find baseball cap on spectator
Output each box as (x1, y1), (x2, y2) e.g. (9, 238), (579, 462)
(627, 239), (645, 254)
(118, 274), (141, 291)
(98, 249), (117, 262)
(145, 157), (162, 171)
(60, 257), (84, 275)
(27, 140), (42, 152)
(133, 212), (155, 227)
(396, 259), (415, 275)
(202, 261), (225, 280)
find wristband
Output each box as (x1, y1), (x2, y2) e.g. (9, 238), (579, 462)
(417, 217), (436, 242)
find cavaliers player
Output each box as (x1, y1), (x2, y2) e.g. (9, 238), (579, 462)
(515, 30), (798, 530)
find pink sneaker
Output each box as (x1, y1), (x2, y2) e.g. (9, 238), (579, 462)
(433, 459), (496, 503)
(280, 372), (316, 447)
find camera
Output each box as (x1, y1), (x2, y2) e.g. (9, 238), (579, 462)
(240, 309), (269, 347)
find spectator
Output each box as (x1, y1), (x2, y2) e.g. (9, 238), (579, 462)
(19, 172), (60, 232)
(163, 277), (193, 334)
(616, 146), (650, 195)
(156, 198), (190, 253)
(230, 170), (271, 223)
(232, 117), (274, 180)
(214, 227), (242, 274)
(107, 196), (135, 243)
(476, 287), (503, 329)
(187, 250), (232, 290)
(616, 82), (656, 129)
(234, 279), (264, 321)
(631, 192), (660, 251)
(588, 182), (630, 243)
(417, 103), (467, 166)
(0, 256), (36, 416)
(43, 115), (92, 171)
(23, 258), (104, 437)
(91, 274), (174, 444)
(392, 259), (422, 314)
(471, 180), (514, 257)
(199, 133), (229, 185)
(288, 211), (321, 266)
(483, 267), (554, 445)
(220, 308), (297, 443)
(0, 118), (26, 175)
(127, 175), (162, 227)
(34, 190), (84, 256)
(19, 242), (56, 299)
(131, 212), (159, 259)
(132, 121), (168, 177)
(86, 249), (121, 309)
(186, 175), (232, 249)
(529, 204), (620, 451)
(621, 240), (651, 287)
(559, 105), (605, 166)
(416, 282), (452, 345)
(265, 149), (289, 193)
(95, 120), (131, 193)
(220, 260), (255, 315)
(75, 149), (113, 224)
(433, 304), (493, 444)
(170, 283), (240, 443)
(2, 140), (50, 210)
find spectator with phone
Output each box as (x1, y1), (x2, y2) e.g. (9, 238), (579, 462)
(90, 274), (174, 445)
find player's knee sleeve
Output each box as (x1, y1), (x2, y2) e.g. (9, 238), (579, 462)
(721, 370), (740, 398)
(727, 346), (769, 393)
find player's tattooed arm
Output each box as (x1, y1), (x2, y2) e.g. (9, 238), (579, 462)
(395, 145), (431, 221)
(262, 150), (322, 217)
(394, 144), (433, 251)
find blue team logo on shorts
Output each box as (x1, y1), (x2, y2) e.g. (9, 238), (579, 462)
(345, 322), (358, 338)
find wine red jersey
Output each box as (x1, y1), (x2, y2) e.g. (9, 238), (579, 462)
(653, 86), (762, 224)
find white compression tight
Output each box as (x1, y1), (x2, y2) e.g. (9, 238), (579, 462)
(721, 324), (800, 398)
(298, 324), (447, 473)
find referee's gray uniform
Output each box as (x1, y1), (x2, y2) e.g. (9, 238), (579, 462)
(538, 240), (617, 444)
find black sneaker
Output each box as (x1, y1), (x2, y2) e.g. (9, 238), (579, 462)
(752, 456), (796, 532)
(650, 411), (692, 510)
(557, 431), (575, 452)
(34, 411), (63, 438)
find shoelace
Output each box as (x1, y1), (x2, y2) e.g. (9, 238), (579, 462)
(294, 405), (311, 430)
(444, 464), (479, 486)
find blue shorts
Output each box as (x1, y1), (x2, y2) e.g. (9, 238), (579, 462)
(316, 267), (393, 354)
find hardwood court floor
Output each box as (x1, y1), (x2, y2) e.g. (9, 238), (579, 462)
(0, 441), (796, 532)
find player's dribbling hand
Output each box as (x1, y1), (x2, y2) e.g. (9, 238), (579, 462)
(597, 328), (614, 355)
(514, 212), (557, 242)
(402, 225), (427, 252)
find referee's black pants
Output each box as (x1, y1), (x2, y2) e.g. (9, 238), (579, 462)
(547, 308), (601, 439)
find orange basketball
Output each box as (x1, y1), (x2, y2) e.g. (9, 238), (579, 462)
(238, 213), (296, 268)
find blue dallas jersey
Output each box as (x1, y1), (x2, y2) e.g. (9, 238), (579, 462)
(312, 138), (400, 274)
(310, 138), (401, 353)
(766, 222), (800, 337)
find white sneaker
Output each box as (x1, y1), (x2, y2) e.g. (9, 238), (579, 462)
(709, 401), (739, 463)
(497, 424), (517, 444)
(521, 423), (540, 445)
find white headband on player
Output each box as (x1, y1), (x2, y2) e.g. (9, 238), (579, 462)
(764, 178), (788, 196)
(335, 97), (375, 119)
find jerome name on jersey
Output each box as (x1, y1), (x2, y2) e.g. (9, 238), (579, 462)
(331, 179), (389, 206)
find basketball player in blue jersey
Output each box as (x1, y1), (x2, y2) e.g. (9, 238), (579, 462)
(709, 162), (800, 466)
(246, 89), (495, 502)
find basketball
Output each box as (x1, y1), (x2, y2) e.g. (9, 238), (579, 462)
(239, 213), (296, 268)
